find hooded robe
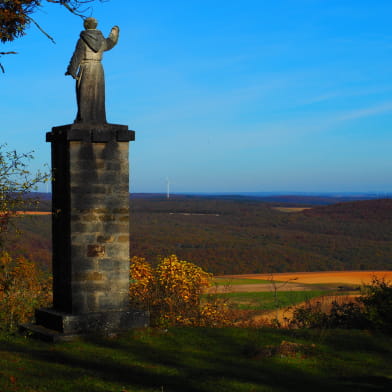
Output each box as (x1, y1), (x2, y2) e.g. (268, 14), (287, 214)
(66, 27), (119, 124)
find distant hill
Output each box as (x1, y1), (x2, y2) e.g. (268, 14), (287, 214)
(31, 191), (386, 206)
(304, 199), (392, 221)
(129, 192), (385, 206)
(3, 196), (392, 274)
(128, 197), (392, 274)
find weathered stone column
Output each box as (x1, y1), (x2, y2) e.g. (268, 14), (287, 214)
(26, 123), (148, 340)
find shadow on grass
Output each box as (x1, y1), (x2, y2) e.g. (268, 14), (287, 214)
(1, 328), (392, 392)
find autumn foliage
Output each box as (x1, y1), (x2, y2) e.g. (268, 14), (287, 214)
(130, 255), (232, 327)
(0, 251), (51, 331)
(0, 1), (106, 43)
(0, 0), (39, 43)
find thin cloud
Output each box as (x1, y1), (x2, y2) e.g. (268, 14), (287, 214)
(337, 102), (392, 122)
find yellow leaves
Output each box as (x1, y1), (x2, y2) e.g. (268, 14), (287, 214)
(155, 255), (212, 303)
(129, 254), (233, 327)
(129, 256), (155, 307)
(0, 251), (52, 330)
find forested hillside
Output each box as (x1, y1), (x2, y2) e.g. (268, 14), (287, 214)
(1, 215), (52, 271)
(129, 197), (392, 273)
(3, 196), (392, 274)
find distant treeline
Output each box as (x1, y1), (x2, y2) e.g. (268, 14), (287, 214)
(3, 196), (392, 274)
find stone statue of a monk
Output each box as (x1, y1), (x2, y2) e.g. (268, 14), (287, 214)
(65, 18), (119, 124)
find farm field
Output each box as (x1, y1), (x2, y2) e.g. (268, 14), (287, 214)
(212, 271), (392, 295)
(271, 207), (311, 212)
(222, 270), (392, 286)
(208, 281), (315, 293)
(0, 211), (51, 216)
(13, 211), (51, 216)
(209, 271), (391, 325)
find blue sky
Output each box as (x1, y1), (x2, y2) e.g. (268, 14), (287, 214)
(1, 0), (392, 193)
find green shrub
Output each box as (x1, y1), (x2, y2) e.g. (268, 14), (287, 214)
(361, 277), (392, 333)
(289, 277), (392, 332)
(327, 301), (369, 329)
(289, 301), (329, 329)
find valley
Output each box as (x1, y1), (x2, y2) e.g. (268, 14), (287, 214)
(3, 195), (392, 275)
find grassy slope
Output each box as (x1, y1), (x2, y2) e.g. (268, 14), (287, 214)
(1, 328), (391, 392)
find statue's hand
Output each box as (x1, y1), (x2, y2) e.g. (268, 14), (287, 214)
(65, 71), (78, 80)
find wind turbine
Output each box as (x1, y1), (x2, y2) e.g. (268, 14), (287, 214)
(166, 177), (171, 199)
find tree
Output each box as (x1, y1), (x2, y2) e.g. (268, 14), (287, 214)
(361, 277), (392, 332)
(0, 251), (51, 331)
(130, 255), (233, 327)
(0, 145), (49, 241)
(0, 0), (107, 71)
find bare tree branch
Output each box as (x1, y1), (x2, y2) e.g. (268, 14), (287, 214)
(46, 1), (109, 19)
(0, 52), (17, 74)
(27, 17), (56, 44)
(46, 0), (88, 18)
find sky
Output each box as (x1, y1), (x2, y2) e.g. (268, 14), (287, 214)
(1, 0), (392, 194)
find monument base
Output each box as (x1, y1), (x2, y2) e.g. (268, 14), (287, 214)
(20, 308), (149, 342)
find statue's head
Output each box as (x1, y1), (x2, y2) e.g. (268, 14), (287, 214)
(84, 17), (98, 30)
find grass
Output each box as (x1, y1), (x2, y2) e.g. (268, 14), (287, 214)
(212, 290), (328, 311)
(0, 328), (391, 391)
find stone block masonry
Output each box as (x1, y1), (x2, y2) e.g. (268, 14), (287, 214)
(21, 123), (149, 341)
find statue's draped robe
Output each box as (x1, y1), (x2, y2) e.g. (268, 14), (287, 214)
(66, 29), (119, 123)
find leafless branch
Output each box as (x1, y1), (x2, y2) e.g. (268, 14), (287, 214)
(27, 17), (56, 44)
(46, 0), (109, 19)
(0, 52), (17, 74)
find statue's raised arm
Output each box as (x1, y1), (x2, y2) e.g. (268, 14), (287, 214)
(105, 26), (120, 51)
(65, 18), (120, 124)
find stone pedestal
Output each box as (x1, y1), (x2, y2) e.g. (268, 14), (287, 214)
(22, 123), (148, 341)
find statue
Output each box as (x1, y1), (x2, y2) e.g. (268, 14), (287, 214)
(65, 18), (119, 124)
